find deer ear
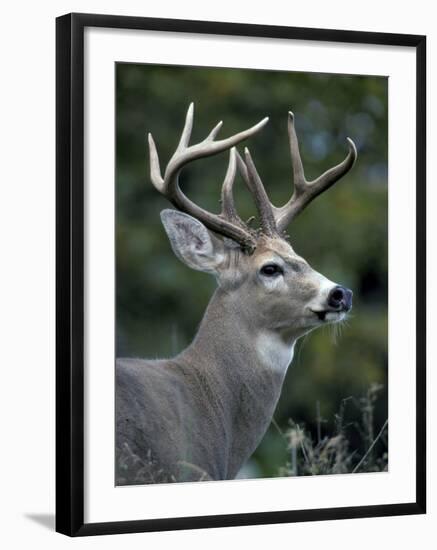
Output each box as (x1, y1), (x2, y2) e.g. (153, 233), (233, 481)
(160, 210), (226, 274)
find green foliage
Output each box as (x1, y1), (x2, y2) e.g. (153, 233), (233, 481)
(116, 63), (388, 478)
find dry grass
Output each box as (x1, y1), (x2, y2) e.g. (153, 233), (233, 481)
(278, 383), (388, 477)
(116, 444), (175, 485)
(117, 443), (211, 485)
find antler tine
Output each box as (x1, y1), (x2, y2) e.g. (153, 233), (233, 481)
(220, 148), (247, 229)
(148, 132), (165, 192)
(176, 101), (194, 152)
(206, 120), (224, 142)
(238, 149), (278, 237)
(148, 103), (269, 252)
(274, 111), (357, 232)
(287, 111), (305, 187)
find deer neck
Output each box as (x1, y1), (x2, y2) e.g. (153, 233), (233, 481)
(183, 287), (295, 384)
(178, 288), (295, 476)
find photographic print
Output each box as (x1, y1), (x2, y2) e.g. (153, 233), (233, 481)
(56, 13), (425, 535)
(115, 64), (388, 486)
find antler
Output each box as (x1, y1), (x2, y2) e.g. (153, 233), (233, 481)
(235, 148), (278, 238)
(148, 106), (357, 250)
(275, 112), (357, 232)
(148, 103), (269, 252)
(236, 111), (357, 236)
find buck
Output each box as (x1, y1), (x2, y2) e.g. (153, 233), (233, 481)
(116, 104), (356, 484)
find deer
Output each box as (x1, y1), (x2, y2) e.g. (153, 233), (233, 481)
(116, 103), (356, 485)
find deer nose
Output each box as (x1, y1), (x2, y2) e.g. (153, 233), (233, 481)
(328, 286), (353, 311)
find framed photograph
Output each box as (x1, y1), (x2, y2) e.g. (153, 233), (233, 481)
(56, 13), (426, 536)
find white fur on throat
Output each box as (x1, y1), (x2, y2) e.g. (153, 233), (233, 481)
(256, 332), (295, 375)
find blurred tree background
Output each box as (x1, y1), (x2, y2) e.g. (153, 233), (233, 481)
(116, 63), (388, 479)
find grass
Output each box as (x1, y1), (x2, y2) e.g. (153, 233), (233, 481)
(117, 444), (211, 485)
(277, 383), (388, 477)
(117, 445), (175, 485)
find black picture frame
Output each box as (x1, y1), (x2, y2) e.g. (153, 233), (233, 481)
(56, 12), (426, 537)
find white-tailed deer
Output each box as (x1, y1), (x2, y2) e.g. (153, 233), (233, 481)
(116, 104), (356, 484)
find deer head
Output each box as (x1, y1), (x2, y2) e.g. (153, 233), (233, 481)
(148, 104), (356, 342)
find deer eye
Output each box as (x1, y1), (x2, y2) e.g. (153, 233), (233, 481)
(260, 263), (283, 277)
